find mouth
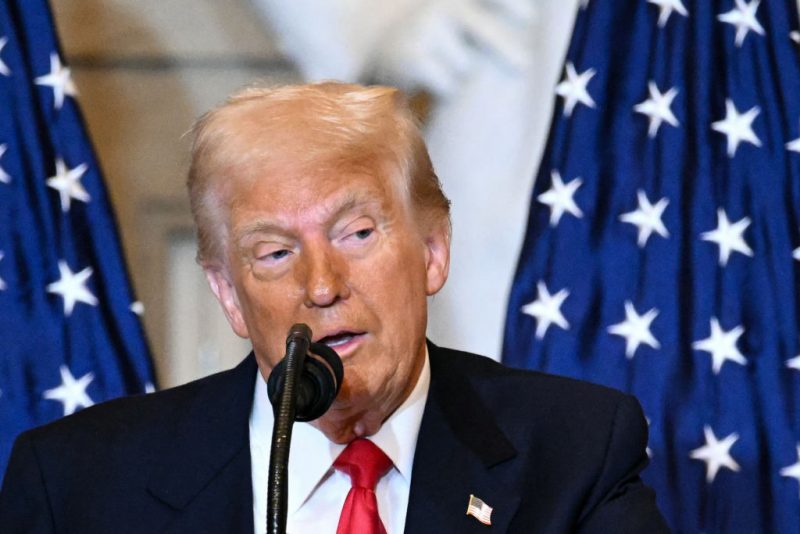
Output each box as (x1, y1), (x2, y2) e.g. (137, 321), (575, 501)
(315, 330), (366, 356)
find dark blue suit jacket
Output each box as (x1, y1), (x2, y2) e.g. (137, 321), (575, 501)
(0, 343), (669, 532)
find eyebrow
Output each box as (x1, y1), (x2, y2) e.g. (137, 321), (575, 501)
(234, 220), (286, 242)
(326, 192), (385, 224)
(233, 190), (384, 242)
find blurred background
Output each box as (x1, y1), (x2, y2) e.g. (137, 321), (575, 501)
(50, 1), (291, 388)
(7, 2), (800, 530)
(50, 0), (582, 387)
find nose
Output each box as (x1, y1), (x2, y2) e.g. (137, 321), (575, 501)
(300, 246), (350, 308)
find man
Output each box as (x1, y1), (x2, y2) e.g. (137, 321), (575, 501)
(0, 82), (669, 532)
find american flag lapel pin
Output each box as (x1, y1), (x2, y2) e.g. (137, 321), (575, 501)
(466, 494), (493, 526)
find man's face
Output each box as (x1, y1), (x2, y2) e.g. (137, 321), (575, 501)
(206, 156), (449, 443)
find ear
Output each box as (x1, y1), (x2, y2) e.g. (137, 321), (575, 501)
(205, 268), (250, 339)
(423, 220), (451, 296)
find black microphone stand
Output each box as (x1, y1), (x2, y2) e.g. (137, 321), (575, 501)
(267, 324), (311, 534)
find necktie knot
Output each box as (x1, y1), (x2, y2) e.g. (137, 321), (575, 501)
(334, 438), (392, 490)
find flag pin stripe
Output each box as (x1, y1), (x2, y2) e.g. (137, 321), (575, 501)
(466, 494), (493, 525)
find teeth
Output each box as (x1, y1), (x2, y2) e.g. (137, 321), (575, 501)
(323, 335), (353, 347)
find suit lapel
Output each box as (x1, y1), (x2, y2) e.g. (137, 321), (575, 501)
(147, 353), (258, 532)
(405, 343), (521, 533)
(141, 346), (523, 531)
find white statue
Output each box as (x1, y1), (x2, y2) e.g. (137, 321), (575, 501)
(251, 0), (581, 359)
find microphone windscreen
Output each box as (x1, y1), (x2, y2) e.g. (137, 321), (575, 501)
(266, 341), (344, 422)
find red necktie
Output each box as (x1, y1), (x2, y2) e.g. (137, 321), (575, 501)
(334, 438), (393, 534)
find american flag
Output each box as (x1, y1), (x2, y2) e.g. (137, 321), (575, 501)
(503, 0), (800, 531)
(466, 494), (493, 525)
(0, 0), (155, 475)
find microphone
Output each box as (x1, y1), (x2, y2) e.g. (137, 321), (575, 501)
(267, 323), (344, 534)
(267, 327), (344, 421)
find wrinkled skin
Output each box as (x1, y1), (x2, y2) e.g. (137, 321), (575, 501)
(206, 161), (450, 443)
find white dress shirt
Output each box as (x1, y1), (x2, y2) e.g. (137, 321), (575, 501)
(250, 352), (431, 534)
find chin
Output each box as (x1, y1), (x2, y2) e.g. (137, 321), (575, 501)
(324, 428), (357, 445)
(315, 403), (384, 443)
(315, 420), (360, 444)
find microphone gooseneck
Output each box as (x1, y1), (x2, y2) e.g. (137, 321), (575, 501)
(266, 323), (344, 534)
(285, 323), (312, 346)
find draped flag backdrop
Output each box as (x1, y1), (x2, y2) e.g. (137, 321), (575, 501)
(503, 0), (800, 532)
(0, 1), (155, 475)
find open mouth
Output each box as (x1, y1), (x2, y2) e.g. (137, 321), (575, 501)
(317, 331), (365, 349)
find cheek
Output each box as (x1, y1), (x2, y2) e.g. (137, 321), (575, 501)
(353, 238), (429, 350)
(362, 237), (428, 297)
(235, 280), (296, 360)
(340, 349), (402, 403)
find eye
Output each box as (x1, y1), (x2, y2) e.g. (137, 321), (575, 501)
(266, 249), (291, 260)
(253, 242), (293, 264)
(353, 228), (374, 240)
(336, 217), (377, 248)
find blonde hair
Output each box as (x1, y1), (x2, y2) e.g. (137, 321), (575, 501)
(187, 81), (451, 266)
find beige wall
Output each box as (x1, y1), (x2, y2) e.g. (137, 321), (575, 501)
(51, 0), (298, 386)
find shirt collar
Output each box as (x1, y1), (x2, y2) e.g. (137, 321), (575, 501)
(249, 348), (431, 513)
(368, 349), (430, 482)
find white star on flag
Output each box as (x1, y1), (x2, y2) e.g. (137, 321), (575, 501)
(645, 417), (653, 458)
(607, 301), (661, 359)
(0, 37), (10, 76)
(46, 260), (98, 316)
(34, 53), (77, 110)
(648, 0), (688, 28)
(787, 122), (800, 153)
(537, 171), (584, 227)
(619, 190), (669, 247)
(555, 62), (596, 117)
(521, 281), (570, 339)
(0, 144), (10, 184)
(792, 31), (800, 44)
(130, 301), (145, 316)
(717, 0), (765, 47)
(711, 99), (761, 157)
(0, 251), (6, 291)
(780, 445), (800, 497)
(42, 365), (95, 416)
(794, 246), (800, 262)
(692, 317), (747, 374)
(700, 208), (753, 266)
(786, 355), (800, 371)
(47, 158), (90, 212)
(690, 425), (741, 484)
(634, 81), (680, 138)
(144, 382), (156, 394)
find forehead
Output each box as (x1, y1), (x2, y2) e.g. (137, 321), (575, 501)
(224, 161), (408, 233)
